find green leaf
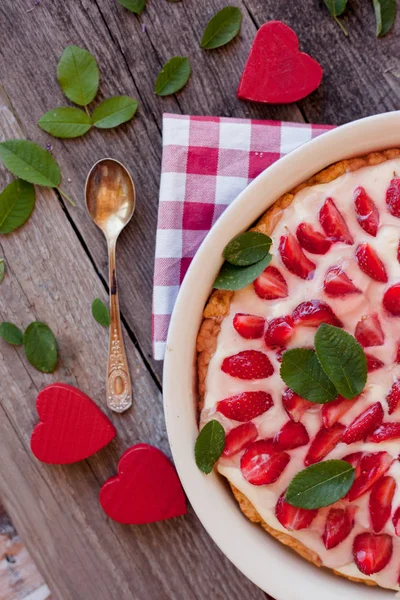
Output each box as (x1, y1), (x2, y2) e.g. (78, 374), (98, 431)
(223, 232), (272, 267)
(372, 0), (396, 36)
(323, 0), (348, 16)
(0, 259), (5, 283)
(315, 324), (367, 399)
(280, 348), (338, 404)
(92, 96), (138, 129)
(0, 141), (61, 188)
(0, 322), (23, 345)
(214, 253), (272, 291)
(57, 45), (99, 106)
(154, 56), (191, 96)
(118, 0), (146, 14)
(200, 6), (242, 49)
(38, 107), (92, 139)
(286, 460), (355, 509)
(23, 322), (58, 373)
(92, 298), (110, 327)
(0, 180), (35, 234)
(195, 420), (225, 474)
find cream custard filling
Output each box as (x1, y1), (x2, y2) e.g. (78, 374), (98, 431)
(202, 158), (400, 590)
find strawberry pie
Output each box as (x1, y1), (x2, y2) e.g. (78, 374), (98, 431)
(197, 150), (400, 590)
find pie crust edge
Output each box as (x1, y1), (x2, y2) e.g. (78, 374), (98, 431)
(196, 148), (400, 588)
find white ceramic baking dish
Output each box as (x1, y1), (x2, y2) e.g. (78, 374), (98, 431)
(163, 111), (400, 600)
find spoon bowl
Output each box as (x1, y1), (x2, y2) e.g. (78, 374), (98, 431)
(85, 158), (135, 413)
(85, 158), (136, 241)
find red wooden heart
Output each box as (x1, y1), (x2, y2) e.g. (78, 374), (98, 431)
(99, 444), (187, 524)
(237, 21), (323, 104)
(31, 383), (116, 464)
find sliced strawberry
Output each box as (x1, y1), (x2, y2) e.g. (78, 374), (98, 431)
(365, 353), (385, 372)
(282, 388), (314, 422)
(253, 266), (288, 300)
(383, 284), (400, 316)
(221, 350), (274, 380)
(342, 452), (363, 479)
(386, 177), (400, 218)
(233, 313), (265, 339)
(264, 316), (294, 348)
(296, 223), (332, 255)
(386, 381), (400, 415)
(222, 422), (258, 457)
(323, 266), (361, 297)
(348, 451), (394, 501)
(353, 533), (393, 575)
(369, 476), (396, 533)
(321, 396), (355, 429)
(275, 493), (318, 531)
(354, 314), (384, 347)
(323, 507), (355, 549)
(342, 402), (384, 444)
(217, 391), (273, 422)
(240, 440), (290, 485)
(355, 243), (388, 282)
(273, 421), (309, 451)
(304, 423), (345, 466)
(279, 232), (316, 280)
(393, 506), (400, 536)
(370, 422), (400, 443)
(292, 300), (342, 328)
(354, 186), (379, 237)
(319, 197), (354, 244)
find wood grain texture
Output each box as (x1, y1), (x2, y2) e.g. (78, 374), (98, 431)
(0, 89), (267, 599)
(0, 0), (397, 598)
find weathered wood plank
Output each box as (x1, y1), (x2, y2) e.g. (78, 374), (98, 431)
(0, 90), (267, 599)
(0, 0), (304, 387)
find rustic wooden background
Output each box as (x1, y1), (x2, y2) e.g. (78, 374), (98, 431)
(0, 0), (399, 598)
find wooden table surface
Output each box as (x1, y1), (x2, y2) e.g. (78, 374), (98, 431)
(0, 1), (399, 599)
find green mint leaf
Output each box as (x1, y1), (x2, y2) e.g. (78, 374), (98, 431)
(214, 253), (272, 291)
(38, 107), (92, 139)
(315, 324), (367, 399)
(0, 259), (5, 283)
(280, 348), (337, 404)
(92, 298), (110, 327)
(195, 420), (225, 474)
(0, 180), (35, 234)
(118, 0), (146, 14)
(200, 6), (242, 49)
(223, 232), (272, 267)
(23, 322), (58, 373)
(0, 322), (23, 346)
(0, 141), (61, 188)
(57, 45), (99, 106)
(286, 460), (355, 509)
(154, 56), (191, 96)
(372, 0), (396, 36)
(92, 96), (138, 129)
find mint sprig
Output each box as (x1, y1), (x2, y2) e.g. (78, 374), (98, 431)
(0, 179), (35, 234)
(154, 57), (191, 97)
(315, 324), (367, 399)
(280, 348), (337, 404)
(92, 298), (110, 328)
(323, 0), (349, 35)
(200, 6), (242, 50)
(372, 0), (397, 37)
(0, 320), (58, 373)
(286, 460), (355, 509)
(195, 420), (225, 474)
(0, 322), (23, 346)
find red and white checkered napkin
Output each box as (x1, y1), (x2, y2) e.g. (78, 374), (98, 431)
(152, 113), (332, 360)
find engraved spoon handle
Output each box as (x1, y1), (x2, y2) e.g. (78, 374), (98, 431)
(106, 239), (132, 413)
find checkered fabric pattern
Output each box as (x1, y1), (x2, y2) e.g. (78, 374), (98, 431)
(153, 113), (333, 360)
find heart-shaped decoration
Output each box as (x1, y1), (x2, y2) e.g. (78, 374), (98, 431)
(237, 21), (323, 104)
(31, 383), (116, 464)
(99, 444), (187, 524)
